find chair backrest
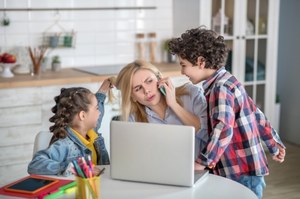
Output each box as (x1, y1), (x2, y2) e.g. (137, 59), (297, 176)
(33, 131), (53, 156)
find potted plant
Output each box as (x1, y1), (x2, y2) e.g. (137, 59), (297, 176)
(163, 39), (176, 63)
(51, 55), (61, 72)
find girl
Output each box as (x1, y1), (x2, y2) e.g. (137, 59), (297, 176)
(115, 60), (208, 166)
(28, 79), (113, 176)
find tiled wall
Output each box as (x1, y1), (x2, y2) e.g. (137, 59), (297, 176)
(0, 0), (173, 69)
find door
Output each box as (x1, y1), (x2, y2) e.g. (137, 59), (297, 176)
(199, 0), (279, 120)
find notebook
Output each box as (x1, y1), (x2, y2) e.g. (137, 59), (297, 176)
(110, 121), (208, 187)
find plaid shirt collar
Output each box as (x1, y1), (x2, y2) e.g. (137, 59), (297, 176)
(202, 67), (226, 94)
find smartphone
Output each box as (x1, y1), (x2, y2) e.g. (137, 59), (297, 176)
(159, 86), (166, 96)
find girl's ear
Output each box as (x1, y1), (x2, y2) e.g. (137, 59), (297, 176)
(78, 110), (86, 121)
(196, 56), (206, 69)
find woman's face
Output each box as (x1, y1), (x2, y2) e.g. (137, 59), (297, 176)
(131, 69), (162, 108)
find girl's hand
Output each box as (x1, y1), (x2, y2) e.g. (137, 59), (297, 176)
(98, 77), (115, 93)
(92, 166), (101, 176)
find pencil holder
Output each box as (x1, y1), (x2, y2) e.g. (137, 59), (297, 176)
(75, 176), (100, 199)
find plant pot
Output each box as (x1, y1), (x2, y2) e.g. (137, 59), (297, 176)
(51, 63), (61, 72)
(167, 52), (176, 63)
(64, 36), (73, 47)
(49, 36), (59, 48)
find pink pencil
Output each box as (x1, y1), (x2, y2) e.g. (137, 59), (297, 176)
(87, 155), (94, 177)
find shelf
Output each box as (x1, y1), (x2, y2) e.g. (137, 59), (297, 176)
(43, 32), (76, 48)
(0, 7), (156, 12)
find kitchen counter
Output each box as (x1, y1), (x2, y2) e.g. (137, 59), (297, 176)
(0, 63), (181, 89)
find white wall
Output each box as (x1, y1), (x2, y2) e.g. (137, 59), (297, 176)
(173, 0), (200, 37)
(0, 0), (173, 68)
(277, 0), (300, 145)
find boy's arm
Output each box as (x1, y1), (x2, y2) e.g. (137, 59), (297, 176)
(254, 107), (286, 155)
(196, 85), (235, 168)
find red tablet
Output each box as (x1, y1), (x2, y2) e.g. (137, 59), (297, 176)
(4, 175), (59, 194)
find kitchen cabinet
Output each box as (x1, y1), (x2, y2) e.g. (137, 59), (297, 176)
(173, 0), (280, 125)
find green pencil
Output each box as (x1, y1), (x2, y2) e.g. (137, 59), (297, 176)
(59, 181), (76, 191)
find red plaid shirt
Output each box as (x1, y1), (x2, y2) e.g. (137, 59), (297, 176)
(197, 67), (285, 179)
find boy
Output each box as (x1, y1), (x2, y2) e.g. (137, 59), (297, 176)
(168, 26), (285, 199)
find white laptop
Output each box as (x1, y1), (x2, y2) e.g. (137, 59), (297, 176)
(110, 121), (208, 187)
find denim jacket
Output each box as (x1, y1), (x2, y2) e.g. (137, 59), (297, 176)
(27, 92), (110, 176)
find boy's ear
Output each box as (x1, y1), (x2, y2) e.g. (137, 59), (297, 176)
(196, 56), (206, 69)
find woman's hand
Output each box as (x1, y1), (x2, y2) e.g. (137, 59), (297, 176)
(158, 77), (177, 108)
(158, 77), (200, 131)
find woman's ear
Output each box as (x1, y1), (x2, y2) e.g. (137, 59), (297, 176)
(131, 96), (137, 103)
(196, 56), (206, 69)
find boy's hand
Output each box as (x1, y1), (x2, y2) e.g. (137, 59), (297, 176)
(272, 144), (286, 163)
(194, 162), (205, 171)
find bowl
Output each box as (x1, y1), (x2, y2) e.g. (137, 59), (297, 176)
(1, 63), (16, 78)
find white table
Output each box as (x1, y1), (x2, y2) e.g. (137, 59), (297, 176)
(100, 166), (257, 199)
(1, 166), (258, 199)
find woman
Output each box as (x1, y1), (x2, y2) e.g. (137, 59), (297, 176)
(115, 60), (208, 163)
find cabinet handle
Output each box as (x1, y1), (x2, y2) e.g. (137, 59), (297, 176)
(241, 36), (246, 39)
(236, 36), (240, 39)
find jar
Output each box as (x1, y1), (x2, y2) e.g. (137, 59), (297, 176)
(148, 32), (157, 63)
(135, 33), (145, 60)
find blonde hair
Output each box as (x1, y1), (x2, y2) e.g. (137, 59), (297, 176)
(107, 76), (117, 103)
(115, 60), (188, 122)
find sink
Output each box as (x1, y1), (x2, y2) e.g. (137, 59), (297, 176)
(74, 64), (126, 75)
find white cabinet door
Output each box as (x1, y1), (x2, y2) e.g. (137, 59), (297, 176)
(197, 0), (279, 123)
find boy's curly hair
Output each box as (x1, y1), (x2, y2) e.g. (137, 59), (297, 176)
(168, 26), (228, 69)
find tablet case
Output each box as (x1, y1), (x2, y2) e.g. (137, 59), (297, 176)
(4, 175), (59, 194)
(0, 175), (73, 199)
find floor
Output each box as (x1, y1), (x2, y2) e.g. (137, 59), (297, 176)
(264, 141), (300, 199)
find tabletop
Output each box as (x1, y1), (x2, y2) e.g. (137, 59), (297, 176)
(0, 166), (258, 199)
(100, 167), (258, 199)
